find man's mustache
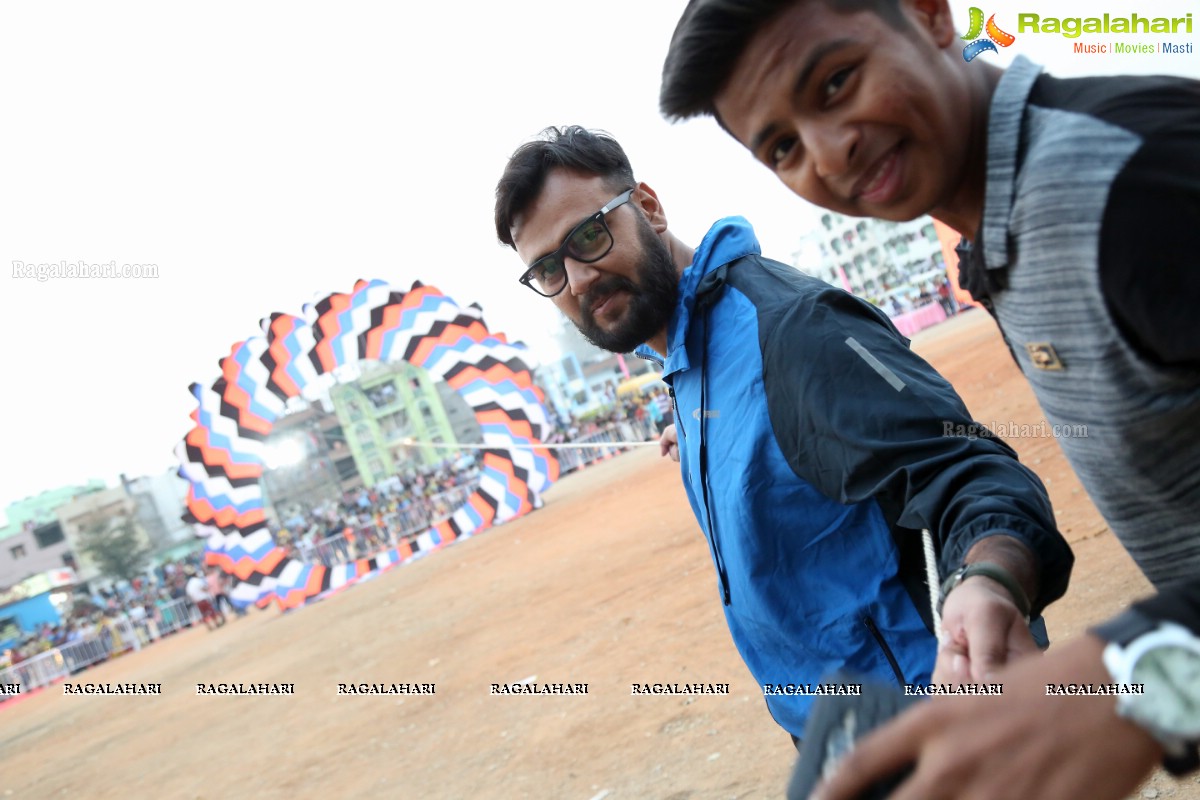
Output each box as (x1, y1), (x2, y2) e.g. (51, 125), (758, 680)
(582, 276), (637, 318)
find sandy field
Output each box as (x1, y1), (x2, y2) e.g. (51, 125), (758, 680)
(3, 309), (1197, 800)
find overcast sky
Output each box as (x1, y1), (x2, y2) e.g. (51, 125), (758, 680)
(2, 0), (1196, 520)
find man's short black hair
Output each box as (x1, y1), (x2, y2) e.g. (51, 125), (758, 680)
(660, 0), (906, 123)
(494, 126), (636, 248)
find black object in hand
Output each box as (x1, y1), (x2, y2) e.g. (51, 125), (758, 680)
(786, 674), (917, 800)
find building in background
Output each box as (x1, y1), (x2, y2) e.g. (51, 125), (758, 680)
(0, 482), (105, 588)
(536, 318), (657, 422)
(792, 212), (946, 309)
(434, 379), (483, 447)
(328, 360), (458, 489)
(122, 470), (191, 552)
(536, 352), (594, 423)
(56, 487), (155, 585)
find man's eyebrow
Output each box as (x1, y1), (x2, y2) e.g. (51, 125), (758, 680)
(748, 38), (856, 155)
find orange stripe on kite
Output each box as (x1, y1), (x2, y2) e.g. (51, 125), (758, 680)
(219, 347), (274, 435)
(258, 547), (285, 574)
(185, 427), (263, 480)
(475, 410), (534, 440)
(543, 451), (561, 482)
(305, 565), (327, 596)
(482, 452), (517, 479)
(220, 546), (283, 580)
(313, 294), (353, 373)
(446, 363), (532, 392)
(264, 315), (306, 398)
(189, 502), (262, 533)
(361, 304), (402, 360)
(280, 587), (309, 609)
(468, 493), (496, 525)
(408, 322), (489, 367)
(361, 286), (439, 359)
(223, 507), (262, 529)
(433, 519), (456, 545)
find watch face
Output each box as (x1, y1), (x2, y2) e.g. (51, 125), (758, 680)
(1131, 645), (1200, 738)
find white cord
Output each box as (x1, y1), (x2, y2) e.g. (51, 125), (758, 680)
(922, 527), (945, 642)
(395, 439), (660, 450)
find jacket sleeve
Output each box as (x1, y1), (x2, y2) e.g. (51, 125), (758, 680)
(763, 286), (1073, 616)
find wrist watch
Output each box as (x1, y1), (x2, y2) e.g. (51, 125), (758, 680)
(1095, 612), (1200, 775)
(938, 562), (1032, 622)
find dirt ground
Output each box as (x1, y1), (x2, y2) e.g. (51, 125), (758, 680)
(3, 309), (1198, 800)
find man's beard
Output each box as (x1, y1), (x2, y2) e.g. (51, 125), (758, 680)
(574, 216), (679, 354)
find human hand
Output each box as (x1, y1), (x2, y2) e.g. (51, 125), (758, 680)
(659, 424), (679, 462)
(933, 574), (1039, 684)
(812, 634), (1162, 800)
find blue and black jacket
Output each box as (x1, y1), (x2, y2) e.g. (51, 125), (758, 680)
(636, 217), (1073, 737)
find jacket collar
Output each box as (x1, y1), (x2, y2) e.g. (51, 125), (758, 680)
(959, 55), (1043, 301)
(635, 217), (761, 378)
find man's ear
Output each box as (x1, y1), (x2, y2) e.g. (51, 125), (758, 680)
(635, 181), (669, 234)
(904, 0), (959, 49)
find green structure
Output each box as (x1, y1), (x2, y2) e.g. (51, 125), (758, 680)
(1, 481), (107, 541)
(329, 361), (458, 488)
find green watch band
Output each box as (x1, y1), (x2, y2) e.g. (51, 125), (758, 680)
(938, 561), (1033, 620)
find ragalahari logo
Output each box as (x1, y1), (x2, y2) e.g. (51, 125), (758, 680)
(961, 7), (1016, 61)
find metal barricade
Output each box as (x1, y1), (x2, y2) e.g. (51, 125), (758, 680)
(59, 635), (114, 673)
(153, 597), (201, 636)
(312, 532), (351, 565)
(0, 648), (68, 693)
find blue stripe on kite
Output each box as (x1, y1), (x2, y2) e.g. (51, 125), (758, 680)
(231, 344), (281, 424)
(277, 320), (315, 388)
(219, 538), (275, 563)
(409, 332), (496, 371)
(369, 293), (460, 361)
(189, 480), (263, 515)
(454, 378), (537, 406)
(461, 499), (484, 530)
(193, 403), (262, 466)
(479, 466), (524, 511)
(293, 563), (312, 591)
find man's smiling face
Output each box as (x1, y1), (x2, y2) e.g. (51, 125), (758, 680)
(713, 0), (970, 222)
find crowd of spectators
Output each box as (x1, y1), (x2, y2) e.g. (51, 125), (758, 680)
(0, 557), (245, 684)
(272, 455), (484, 566)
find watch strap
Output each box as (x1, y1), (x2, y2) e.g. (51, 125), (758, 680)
(938, 562), (1032, 620)
(1163, 748), (1200, 777)
(1091, 608), (1159, 648)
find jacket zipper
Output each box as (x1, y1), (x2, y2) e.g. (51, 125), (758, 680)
(696, 307), (731, 606)
(636, 340), (731, 605)
(863, 615), (906, 687)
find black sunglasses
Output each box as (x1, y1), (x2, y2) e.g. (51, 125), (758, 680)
(518, 188), (635, 297)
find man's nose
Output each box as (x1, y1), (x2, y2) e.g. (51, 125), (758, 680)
(565, 258), (601, 297)
(806, 121), (858, 181)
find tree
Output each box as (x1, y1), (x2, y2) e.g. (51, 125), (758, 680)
(78, 517), (151, 583)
